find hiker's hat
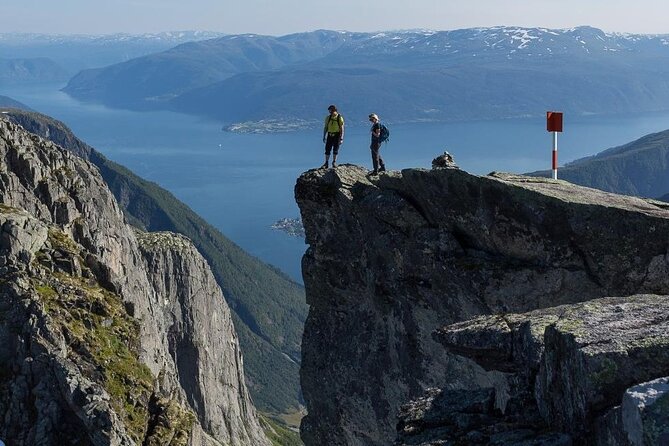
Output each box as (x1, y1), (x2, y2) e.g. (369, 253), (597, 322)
(369, 113), (379, 120)
(328, 104), (337, 111)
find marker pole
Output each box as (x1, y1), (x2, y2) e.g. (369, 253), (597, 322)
(546, 111), (563, 179)
(552, 131), (558, 180)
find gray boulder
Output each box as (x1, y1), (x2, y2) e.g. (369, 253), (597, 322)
(622, 378), (669, 446)
(435, 295), (669, 444)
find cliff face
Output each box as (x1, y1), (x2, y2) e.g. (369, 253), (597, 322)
(2, 108), (306, 416)
(295, 164), (669, 445)
(0, 117), (269, 445)
(137, 232), (262, 444)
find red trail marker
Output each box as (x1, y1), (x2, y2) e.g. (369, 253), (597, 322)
(546, 112), (563, 179)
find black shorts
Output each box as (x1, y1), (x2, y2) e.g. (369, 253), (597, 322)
(325, 133), (341, 155)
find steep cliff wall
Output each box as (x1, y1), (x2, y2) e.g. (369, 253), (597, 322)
(295, 164), (669, 446)
(0, 117), (269, 445)
(137, 231), (266, 445)
(2, 108), (306, 416)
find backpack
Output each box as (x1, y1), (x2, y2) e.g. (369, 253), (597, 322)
(379, 124), (390, 143)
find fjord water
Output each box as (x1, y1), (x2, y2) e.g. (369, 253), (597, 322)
(5, 82), (669, 283)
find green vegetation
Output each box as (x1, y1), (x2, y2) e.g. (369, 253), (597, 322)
(48, 227), (79, 253)
(37, 272), (154, 442)
(260, 415), (303, 446)
(145, 398), (196, 446)
(34, 227), (158, 441)
(556, 317), (585, 338)
(272, 408), (306, 433)
(0, 203), (20, 214)
(34, 283), (57, 299)
(33, 227), (198, 444)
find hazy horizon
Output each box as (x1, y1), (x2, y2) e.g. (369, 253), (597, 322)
(1, 24), (668, 39)
(3, 0), (668, 36)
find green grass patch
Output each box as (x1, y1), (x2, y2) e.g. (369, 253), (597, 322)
(0, 204), (19, 214)
(91, 151), (307, 413)
(145, 398), (196, 446)
(47, 227), (79, 253)
(35, 283), (57, 299)
(270, 408), (306, 430)
(37, 271), (154, 442)
(260, 414), (303, 446)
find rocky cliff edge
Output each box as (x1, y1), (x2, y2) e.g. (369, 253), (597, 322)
(295, 164), (669, 445)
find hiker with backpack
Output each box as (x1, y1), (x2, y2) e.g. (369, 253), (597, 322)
(368, 113), (388, 175)
(322, 104), (345, 169)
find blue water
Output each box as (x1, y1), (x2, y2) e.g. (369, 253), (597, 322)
(4, 82), (669, 283)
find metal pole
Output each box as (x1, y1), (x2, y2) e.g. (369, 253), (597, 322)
(552, 131), (558, 180)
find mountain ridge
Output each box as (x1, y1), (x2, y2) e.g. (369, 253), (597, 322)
(62, 26), (669, 125)
(64, 30), (354, 109)
(0, 31), (226, 77)
(0, 57), (68, 82)
(527, 128), (669, 198)
(0, 95), (32, 110)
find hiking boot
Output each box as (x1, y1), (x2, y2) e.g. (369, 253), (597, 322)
(379, 166), (386, 172)
(332, 162), (337, 168)
(368, 170), (379, 176)
(320, 162), (328, 169)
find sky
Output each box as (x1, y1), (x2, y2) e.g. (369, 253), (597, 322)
(2, 0), (668, 35)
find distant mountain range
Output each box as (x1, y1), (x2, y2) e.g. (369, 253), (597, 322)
(0, 57), (68, 82)
(0, 31), (225, 77)
(62, 26), (669, 127)
(64, 30), (351, 109)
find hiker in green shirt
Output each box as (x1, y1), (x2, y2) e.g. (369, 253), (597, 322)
(321, 104), (344, 169)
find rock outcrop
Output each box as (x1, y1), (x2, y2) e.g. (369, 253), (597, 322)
(295, 164), (669, 445)
(410, 294), (669, 444)
(0, 117), (269, 445)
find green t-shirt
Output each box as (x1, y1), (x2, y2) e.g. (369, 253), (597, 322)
(324, 113), (344, 133)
